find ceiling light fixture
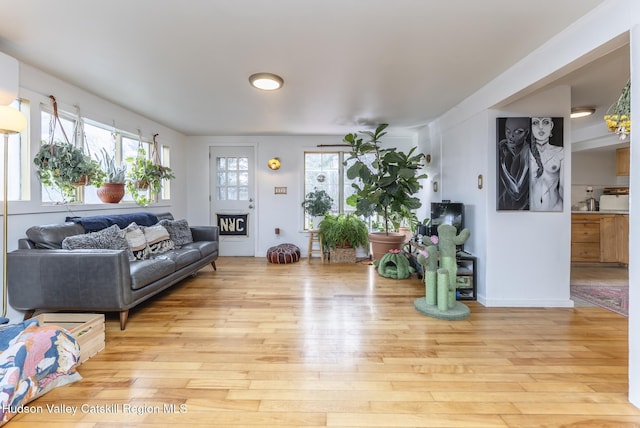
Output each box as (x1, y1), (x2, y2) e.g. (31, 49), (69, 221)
(570, 107), (596, 119)
(249, 73), (284, 91)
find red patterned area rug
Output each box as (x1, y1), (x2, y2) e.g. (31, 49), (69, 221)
(571, 285), (629, 317)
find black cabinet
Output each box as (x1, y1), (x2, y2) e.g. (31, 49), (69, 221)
(456, 253), (477, 301)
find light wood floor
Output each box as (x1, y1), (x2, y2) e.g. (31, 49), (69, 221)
(11, 257), (640, 427)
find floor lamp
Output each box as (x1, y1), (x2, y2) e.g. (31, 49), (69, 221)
(0, 105), (27, 323)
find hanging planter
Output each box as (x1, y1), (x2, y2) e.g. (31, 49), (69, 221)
(134, 179), (149, 190)
(33, 96), (104, 202)
(125, 134), (175, 207)
(604, 80), (631, 140)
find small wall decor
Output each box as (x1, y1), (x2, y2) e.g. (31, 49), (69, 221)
(496, 117), (564, 211)
(217, 213), (249, 236)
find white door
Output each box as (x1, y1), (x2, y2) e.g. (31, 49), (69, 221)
(210, 146), (255, 256)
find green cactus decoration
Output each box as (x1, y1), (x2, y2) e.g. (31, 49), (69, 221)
(377, 249), (414, 279)
(416, 224), (471, 318)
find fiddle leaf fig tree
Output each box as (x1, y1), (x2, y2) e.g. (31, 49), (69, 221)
(344, 123), (427, 234)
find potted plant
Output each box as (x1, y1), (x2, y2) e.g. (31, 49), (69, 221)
(343, 123), (427, 260)
(389, 206), (420, 244)
(125, 147), (175, 206)
(301, 188), (333, 229)
(33, 141), (104, 202)
(96, 148), (127, 203)
(318, 213), (369, 263)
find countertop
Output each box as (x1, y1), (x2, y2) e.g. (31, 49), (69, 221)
(571, 210), (629, 215)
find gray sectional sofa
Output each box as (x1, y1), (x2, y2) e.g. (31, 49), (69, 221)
(7, 212), (218, 329)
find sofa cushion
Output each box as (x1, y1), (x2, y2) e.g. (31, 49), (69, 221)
(26, 222), (86, 249)
(182, 241), (218, 258)
(129, 258), (176, 290)
(61, 224), (129, 252)
(153, 248), (201, 270)
(143, 224), (175, 254)
(158, 218), (193, 247)
(123, 223), (150, 260)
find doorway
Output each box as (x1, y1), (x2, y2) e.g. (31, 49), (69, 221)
(209, 146), (256, 256)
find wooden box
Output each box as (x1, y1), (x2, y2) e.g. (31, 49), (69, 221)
(35, 313), (105, 363)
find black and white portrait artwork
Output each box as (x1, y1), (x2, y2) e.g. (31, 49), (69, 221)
(496, 117), (564, 212)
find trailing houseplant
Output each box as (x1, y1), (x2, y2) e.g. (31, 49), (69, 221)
(301, 188), (333, 229)
(343, 123), (427, 260)
(96, 148), (127, 203)
(125, 147), (175, 206)
(33, 141), (104, 202)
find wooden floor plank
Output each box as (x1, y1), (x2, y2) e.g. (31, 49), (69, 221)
(10, 256), (640, 426)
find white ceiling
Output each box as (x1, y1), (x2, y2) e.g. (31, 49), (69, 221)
(0, 0), (617, 136)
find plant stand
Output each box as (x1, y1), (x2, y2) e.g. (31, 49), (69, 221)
(307, 230), (325, 263)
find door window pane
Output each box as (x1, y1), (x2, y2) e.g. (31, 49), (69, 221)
(216, 156), (249, 201)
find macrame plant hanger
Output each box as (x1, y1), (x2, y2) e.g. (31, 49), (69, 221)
(136, 130), (149, 190)
(48, 95), (72, 147)
(152, 133), (160, 166)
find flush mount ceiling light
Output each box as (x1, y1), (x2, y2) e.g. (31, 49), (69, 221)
(570, 107), (596, 119)
(249, 73), (284, 91)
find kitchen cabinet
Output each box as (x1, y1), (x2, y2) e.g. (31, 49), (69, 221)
(600, 214), (628, 264)
(616, 147), (630, 176)
(571, 214), (600, 262)
(571, 213), (628, 264)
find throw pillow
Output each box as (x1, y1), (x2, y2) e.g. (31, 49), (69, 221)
(143, 224), (175, 254)
(61, 224), (129, 253)
(123, 222), (150, 260)
(158, 218), (193, 247)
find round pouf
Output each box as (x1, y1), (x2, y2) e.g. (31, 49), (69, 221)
(267, 243), (301, 264)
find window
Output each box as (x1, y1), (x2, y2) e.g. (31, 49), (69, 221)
(0, 99), (30, 202)
(303, 151), (364, 229)
(216, 156), (249, 201)
(38, 106), (173, 205)
(83, 120), (117, 204)
(161, 145), (171, 200)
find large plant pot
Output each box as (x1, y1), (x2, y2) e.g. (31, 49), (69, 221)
(97, 183), (125, 203)
(368, 232), (406, 262)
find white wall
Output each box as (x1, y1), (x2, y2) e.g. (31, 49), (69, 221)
(185, 133), (419, 257)
(426, 0), (638, 406)
(488, 86), (572, 307)
(571, 150), (624, 206)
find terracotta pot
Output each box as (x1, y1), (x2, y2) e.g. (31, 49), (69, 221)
(73, 175), (89, 186)
(368, 231), (406, 261)
(135, 180), (149, 190)
(97, 182), (125, 203)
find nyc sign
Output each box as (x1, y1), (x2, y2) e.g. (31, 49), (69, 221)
(217, 213), (248, 236)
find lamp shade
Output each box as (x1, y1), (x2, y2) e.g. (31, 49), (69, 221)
(0, 105), (27, 134)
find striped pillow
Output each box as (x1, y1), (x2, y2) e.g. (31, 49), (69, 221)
(143, 224), (175, 254)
